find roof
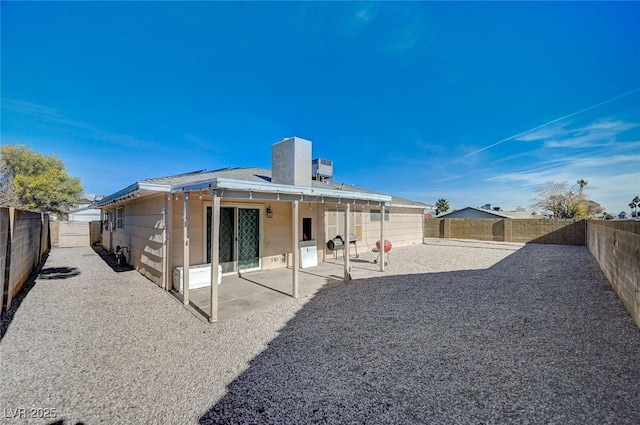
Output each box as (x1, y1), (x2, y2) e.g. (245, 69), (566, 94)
(97, 167), (429, 209)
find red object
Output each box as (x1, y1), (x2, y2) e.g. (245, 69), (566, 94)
(376, 240), (392, 253)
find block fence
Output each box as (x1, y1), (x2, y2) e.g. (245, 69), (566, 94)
(49, 220), (101, 248)
(424, 218), (586, 245)
(1, 208), (50, 313)
(587, 220), (640, 328)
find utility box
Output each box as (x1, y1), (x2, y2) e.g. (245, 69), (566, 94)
(173, 264), (222, 293)
(299, 240), (318, 268)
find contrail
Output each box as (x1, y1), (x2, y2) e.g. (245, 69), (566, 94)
(455, 87), (640, 162)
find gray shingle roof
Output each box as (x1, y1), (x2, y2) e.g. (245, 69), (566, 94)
(101, 167), (429, 208)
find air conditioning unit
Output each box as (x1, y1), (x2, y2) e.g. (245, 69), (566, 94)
(312, 158), (333, 181)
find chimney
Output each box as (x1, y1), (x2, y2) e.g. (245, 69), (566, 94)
(271, 137), (312, 187)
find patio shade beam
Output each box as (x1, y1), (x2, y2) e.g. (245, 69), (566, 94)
(183, 192), (190, 305)
(209, 190), (221, 323)
(292, 200), (299, 299)
(206, 189), (386, 206)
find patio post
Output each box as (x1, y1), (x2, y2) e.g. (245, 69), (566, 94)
(345, 202), (350, 282)
(183, 192), (190, 305)
(292, 200), (299, 298)
(380, 204), (385, 272)
(161, 195), (169, 290)
(209, 190), (221, 323)
(166, 195), (173, 291)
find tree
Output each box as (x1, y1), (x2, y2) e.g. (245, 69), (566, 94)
(576, 179), (588, 195)
(435, 198), (450, 215)
(601, 212), (614, 220)
(583, 200), (604, 217)
(530, 181), (588, 218)
(631, 195), (640, 218)
(0, 144), (83, 215)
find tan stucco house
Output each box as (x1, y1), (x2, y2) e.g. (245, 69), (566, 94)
(97, 137), (428, 321)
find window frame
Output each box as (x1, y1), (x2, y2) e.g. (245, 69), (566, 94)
(116, 207), (124, 229)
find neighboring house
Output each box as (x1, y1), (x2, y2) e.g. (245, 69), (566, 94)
(97, 137), (429, 321)
(436, 207), (512, 219)
(68, 204), (101, 222)
(437, 206), (541, 219)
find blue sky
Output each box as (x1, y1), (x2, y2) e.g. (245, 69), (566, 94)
(2, 2), (639, 215)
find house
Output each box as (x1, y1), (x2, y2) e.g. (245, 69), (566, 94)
(97, 137), (429, 321)
(437, 206), (540, 219)
(68, 202), (102, 222)
(437, 206), (512, 219)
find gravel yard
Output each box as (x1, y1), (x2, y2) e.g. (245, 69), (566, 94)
(1, 240), (639, 424)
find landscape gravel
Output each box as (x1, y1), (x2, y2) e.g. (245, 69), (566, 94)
(1, 239), (639, 424)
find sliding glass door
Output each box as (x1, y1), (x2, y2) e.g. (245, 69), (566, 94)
(206, 205), (261, 274)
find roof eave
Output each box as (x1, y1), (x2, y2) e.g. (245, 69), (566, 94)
(175, 177), (393, 203)
(96, 182), (170, 207)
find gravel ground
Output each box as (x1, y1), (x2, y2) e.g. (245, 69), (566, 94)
(1, 240), (639, 424)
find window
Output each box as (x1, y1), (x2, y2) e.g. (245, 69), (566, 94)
(302, 217), (312, 241)
(370, 209), (390, 222)
(325, 208), (361, 241)
(116, 207), (124, 229)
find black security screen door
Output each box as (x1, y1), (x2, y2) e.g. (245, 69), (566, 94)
(206, 206), (260, 273)
(237, 208), (260, 271)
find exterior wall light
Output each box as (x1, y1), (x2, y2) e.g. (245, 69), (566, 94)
(266, 206), (274, 218)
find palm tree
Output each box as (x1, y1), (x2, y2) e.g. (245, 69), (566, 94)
(435, 198), (450, 216)
(576, 179), (588, 195)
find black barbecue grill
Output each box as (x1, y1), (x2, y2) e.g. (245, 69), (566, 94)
(326, 234), (359, 259)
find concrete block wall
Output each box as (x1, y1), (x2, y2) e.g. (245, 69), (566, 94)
(89, 221), (101, 246)
(1, 208), (50, 312)
(0, 209), (9, 310)
(40, 215), (50, 258)
(57, 221), (90, 247)
(447, 219), (505, 241)
(587, 220), (640, 328)
(424, 218), (585, 245)
(50, 220), (60, 247)
(511, 219), (585, 245)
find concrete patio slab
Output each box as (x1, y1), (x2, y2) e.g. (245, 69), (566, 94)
(186, 253), (385, 321)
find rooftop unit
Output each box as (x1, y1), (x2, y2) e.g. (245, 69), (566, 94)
(312, 158), (333, 181)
